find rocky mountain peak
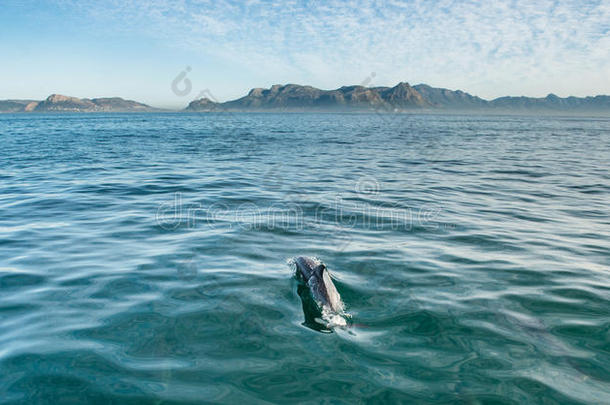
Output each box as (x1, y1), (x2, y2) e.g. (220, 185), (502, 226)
(46, 94), (80, 103)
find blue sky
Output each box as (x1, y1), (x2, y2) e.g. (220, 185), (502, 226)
(2, 0), (609, 108)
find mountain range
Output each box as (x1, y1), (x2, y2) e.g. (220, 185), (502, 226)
(186, 83), (610, 113)
(2, 83), (609, 113)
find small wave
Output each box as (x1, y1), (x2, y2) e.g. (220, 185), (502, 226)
(321, 305), (349, 328)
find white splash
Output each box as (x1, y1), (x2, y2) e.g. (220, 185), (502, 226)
(321, 305), (349, 328)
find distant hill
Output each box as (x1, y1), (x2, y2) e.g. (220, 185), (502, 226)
(3, 86), (609, 114)
(489, 94), (610, 112)
(0, 99), (38, 113)
(0, 94), (157, 113)
(185, 83), (610, 114)
(412, 84), (488, 109)
(186, 82), (431, 111)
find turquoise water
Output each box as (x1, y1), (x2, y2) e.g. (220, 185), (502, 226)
(0, 113), (609, 404)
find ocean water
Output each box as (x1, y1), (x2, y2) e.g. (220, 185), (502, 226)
(0, 112), (609, 404)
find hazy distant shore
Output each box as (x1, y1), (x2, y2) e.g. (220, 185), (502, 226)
(3, 82), (609, 114)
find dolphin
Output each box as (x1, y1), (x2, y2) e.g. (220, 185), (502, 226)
(294, 256), (344, 314)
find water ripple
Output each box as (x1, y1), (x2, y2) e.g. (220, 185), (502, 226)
(0, 113), (609, 403)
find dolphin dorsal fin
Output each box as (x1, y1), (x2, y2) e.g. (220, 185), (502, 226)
(313, 264), (326, 277)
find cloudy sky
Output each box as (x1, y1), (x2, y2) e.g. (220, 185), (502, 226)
(2, 0), (609, 108)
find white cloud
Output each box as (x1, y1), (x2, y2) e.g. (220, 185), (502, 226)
(58, 0), (610, 98)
